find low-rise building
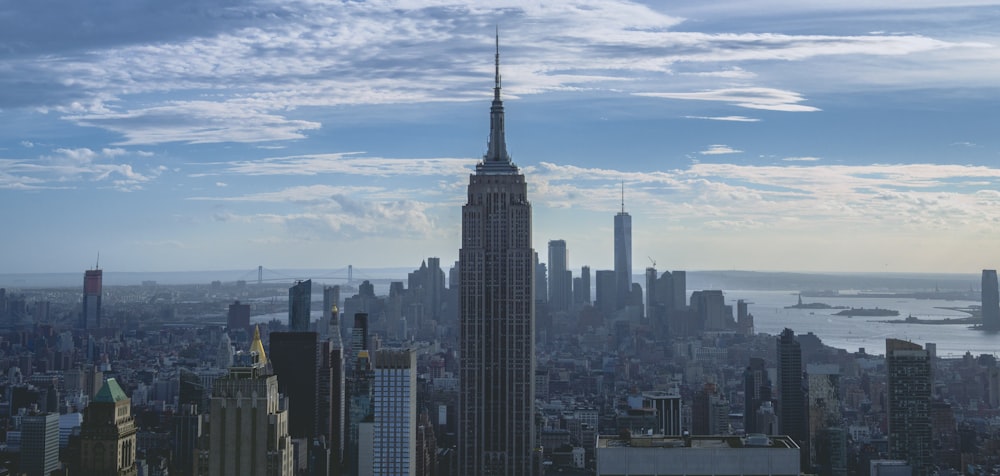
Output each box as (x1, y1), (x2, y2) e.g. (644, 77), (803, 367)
(596, 434), (799, 476)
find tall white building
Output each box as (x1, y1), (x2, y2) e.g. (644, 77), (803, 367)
(373, 348), (417, 476)
(458, 33), (536, 476)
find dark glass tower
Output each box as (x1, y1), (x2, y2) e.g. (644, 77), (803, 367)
(269, 331), (319, 439)
(614, 189), (632, 310)
(289, 279), (312, 331)
(778, 328), (808, 470)
(323, 304), (345, 475)
(886, 338), (932, 475)
(983, 270), (999, 331)
(81, 268), (102, 329)
(744, 357), (771, 434)
(547, 240), (570, 312)
(459, 33), (535, 476)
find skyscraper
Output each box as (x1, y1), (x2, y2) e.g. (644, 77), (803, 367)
(614, 188), (632, 310)
(352, 313), (369, 355)
(269, 331), (320, 439)
(547, 240), (570, 312)
(172, 404), (202, 476)
(777, 328), (808, 470)
(209, 328), (293, 476)
(595, 270), (616, 318)
(346, 349), (374, 476)
(289, 279), (312, 331)
(373, 348), (417, 476)
(744, 357), (771, 435)
(79, 378), (137, 476)
(645, 267), (657, 320)
(983, 270), (999, 331)
(578, 265), (591, 305)
(20, 411), (59, 476)
(323, 304), (345, 475)
(227, 300), (251, 334)
(81, 268), (102, 329)
(323, 285), (341, 338)
(886, 338), (932, 476)
(459, 34), (535, 476)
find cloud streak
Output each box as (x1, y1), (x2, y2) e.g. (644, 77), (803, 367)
(192, 153), (478, 178)
(700, 145), (743, 155)
(0, 148), (159, 191)
(639, 87), (821, 112)
(2, 0), (992, 144)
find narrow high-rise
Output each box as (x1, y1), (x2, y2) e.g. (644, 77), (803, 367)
(289, 279), (312, 331)
(269, 331), (319, 439)
(744, 357), (771, 435)
(982, 270), (999, 331)
(323, 304), (346, 475)
(614, 187), (632, 310)
(459, 34), (535, 476)
(886, 338), (932, 476)
(777, 328), (808, 470)
(373, 348), (417, 476)
(81, 268), (102, 329)
(547, 240), (570, 312)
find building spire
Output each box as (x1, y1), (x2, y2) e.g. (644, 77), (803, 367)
(494, 26), (501, 100)
(250, 325), (267, 366)
(484, 27), (510, 164)
(621, 181), (625, 214)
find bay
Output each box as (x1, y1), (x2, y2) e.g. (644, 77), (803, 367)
(727, 290), (993, 357)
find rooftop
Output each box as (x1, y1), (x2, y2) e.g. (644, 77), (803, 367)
(93, 378), (128, 403)
(598, 434), (799, 450)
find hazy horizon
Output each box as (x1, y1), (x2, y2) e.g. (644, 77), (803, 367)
(0, 267), (982, 290)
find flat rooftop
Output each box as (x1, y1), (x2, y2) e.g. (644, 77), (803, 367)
(598, 434), (799, 450)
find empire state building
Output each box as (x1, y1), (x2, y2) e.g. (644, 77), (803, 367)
(458, 34), (536, 476)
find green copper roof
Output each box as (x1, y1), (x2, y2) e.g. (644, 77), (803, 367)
(93, 378), (128, 403)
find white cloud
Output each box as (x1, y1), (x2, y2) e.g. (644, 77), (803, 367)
(526, 161), (1000, 238)
(204, 197), (441, 240)
(66, 101), (322, 145)
(700, 145), (743, 155)
(0, 148), (157, 190)
(192, 153), (478, 178)
(685, 115), (761, 122)
(3, 0), (993, 144)
(638, 87), (821, 112)
(679, 67), (757, 79)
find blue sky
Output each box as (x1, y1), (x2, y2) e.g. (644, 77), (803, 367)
(3, 0), (1000, 274)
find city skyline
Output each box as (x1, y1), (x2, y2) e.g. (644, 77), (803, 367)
(4, 1), (1000, 274)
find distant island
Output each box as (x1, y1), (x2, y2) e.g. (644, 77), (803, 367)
(785, 294), (848, 310)
(834, 307), (899, 317)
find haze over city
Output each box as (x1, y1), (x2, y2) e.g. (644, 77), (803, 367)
(4, 1), (1000, 273)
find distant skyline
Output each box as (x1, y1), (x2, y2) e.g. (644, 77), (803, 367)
(3, 1), (1000, 273)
